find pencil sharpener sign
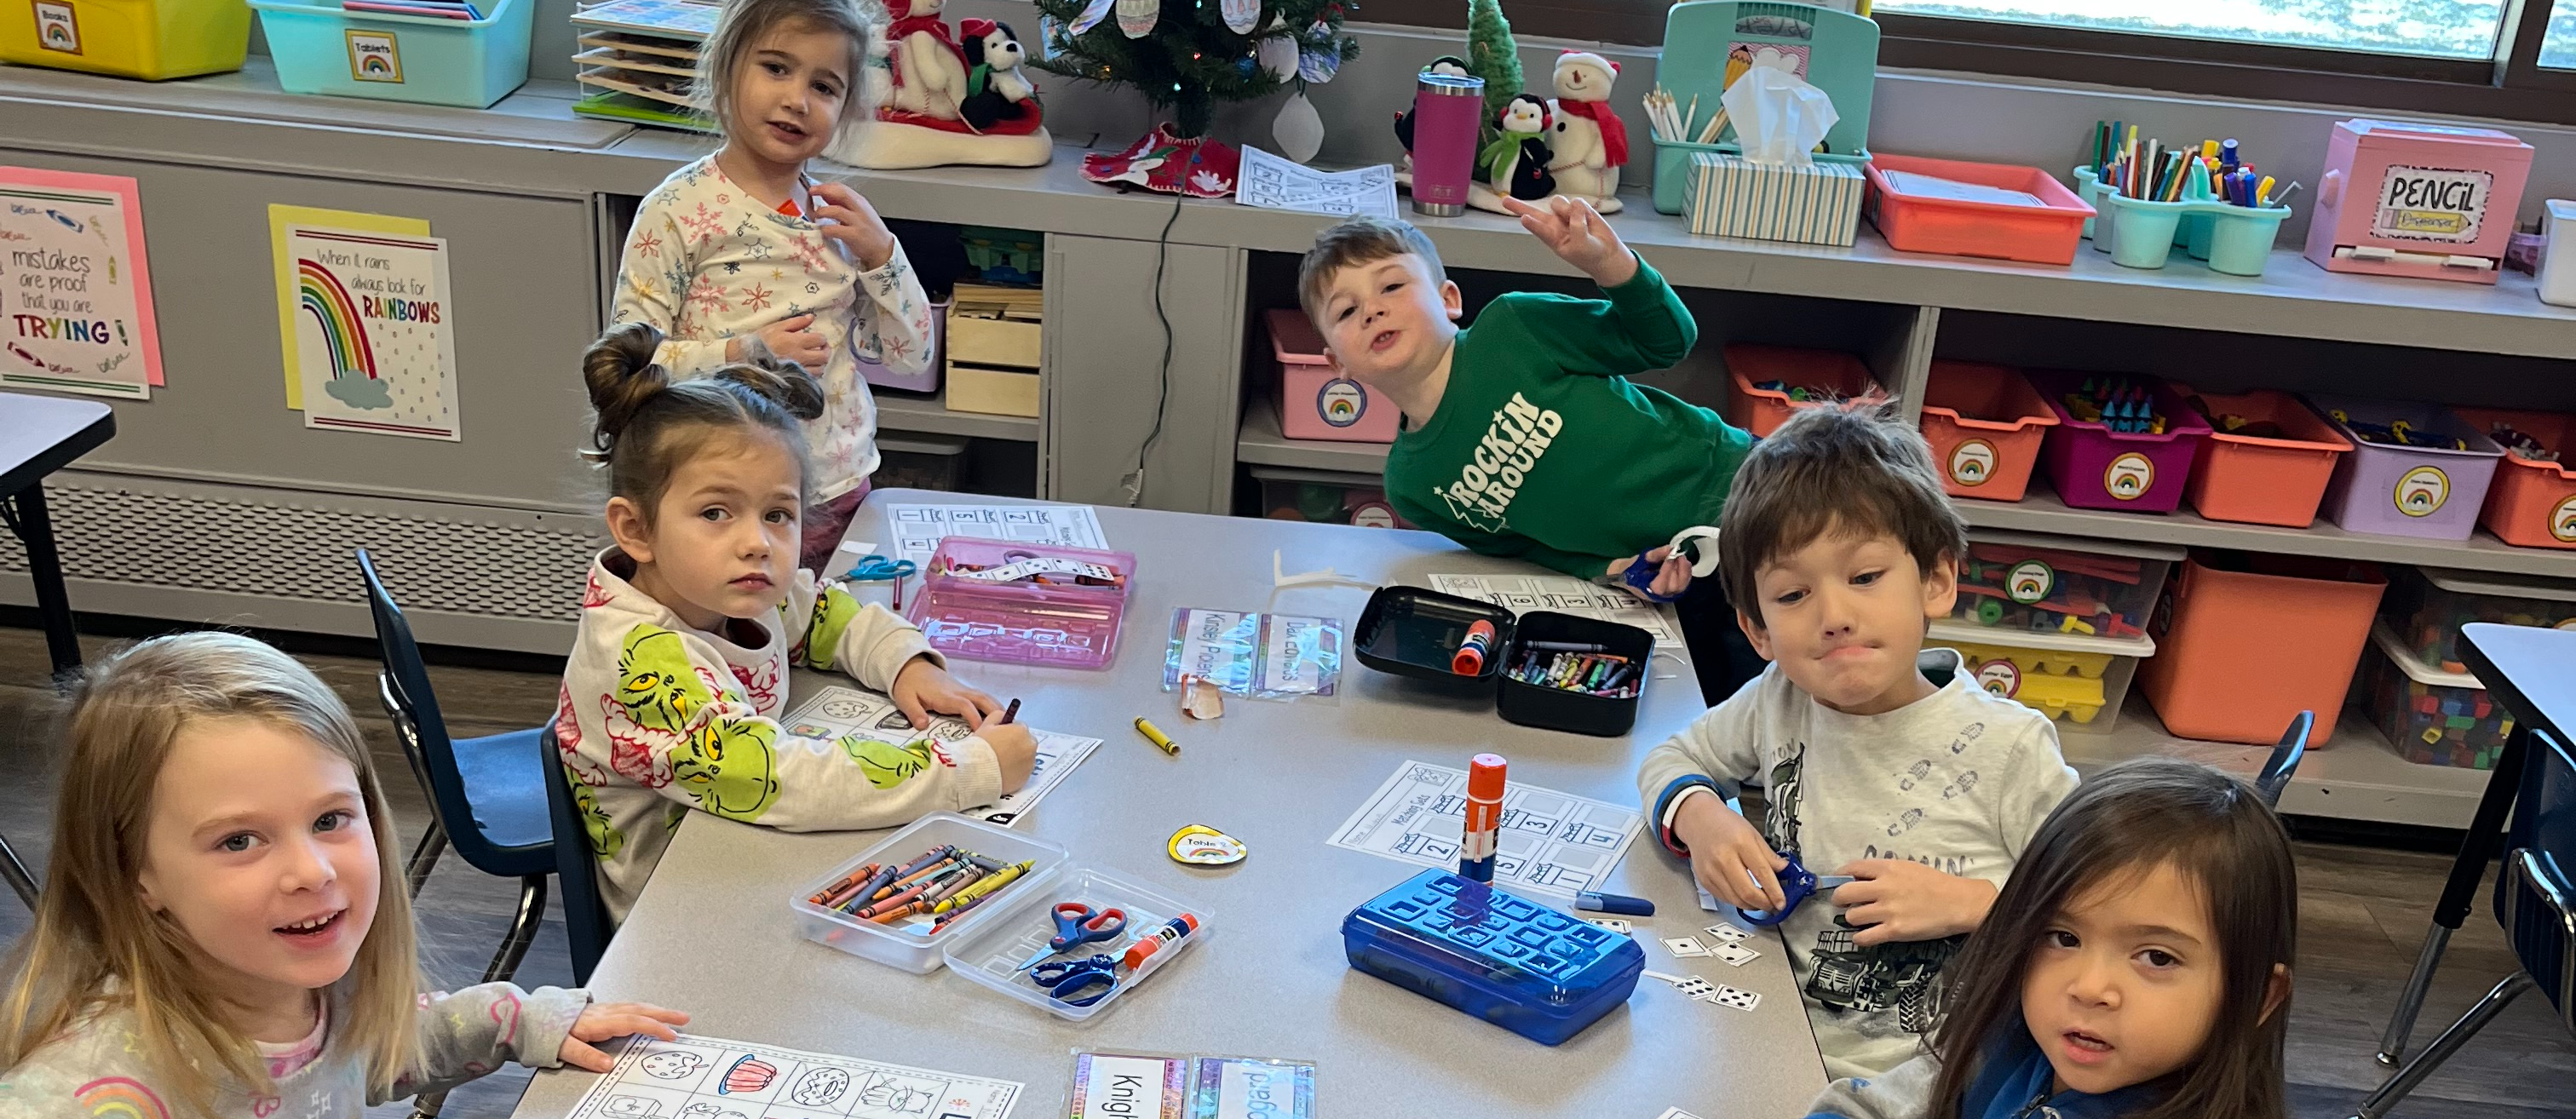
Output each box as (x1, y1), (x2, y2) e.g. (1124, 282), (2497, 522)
(2393, 466), (2450, 517)
(347, 30), (403, 83)
(32, 1), (78, 52)
(2373, 165), (2490, 244)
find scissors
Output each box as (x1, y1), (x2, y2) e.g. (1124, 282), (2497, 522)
(1027, 954), (1120, 1007)
(1016, 902), (1128, 971)
(1739, 852), (1856, 927)
(1619, 526), (1722, 605)
(841, 554), (917, 608)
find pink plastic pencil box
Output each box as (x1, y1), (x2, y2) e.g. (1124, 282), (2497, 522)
(905, 537), (1136, 670)
(2304, 118), (2533, 285)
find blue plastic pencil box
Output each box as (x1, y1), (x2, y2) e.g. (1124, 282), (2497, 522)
(1341, 869), (1644, 1045)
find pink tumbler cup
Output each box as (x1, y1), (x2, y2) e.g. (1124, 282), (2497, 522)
(1410, 72), (1486, 216)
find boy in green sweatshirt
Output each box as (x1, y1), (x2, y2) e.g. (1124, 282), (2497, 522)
(1298, 198), (1761, 701)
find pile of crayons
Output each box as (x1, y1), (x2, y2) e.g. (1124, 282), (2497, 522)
(2327, 410), (2471, 451)
(2062, 377), (2167, 435)
(1509, 641), (1637, 698)
(2087, 122), (2296, 210)
(341, 0), (485, 17)
(806, 845), (1033, 930)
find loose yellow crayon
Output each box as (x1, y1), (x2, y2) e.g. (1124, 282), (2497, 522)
(1135, 717), (1179, 755)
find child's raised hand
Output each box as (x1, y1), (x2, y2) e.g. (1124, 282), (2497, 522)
(745, 314), (826, 370)
(811, 181), (899, 272)
(1499, 195), (1638, 288)
(891, 656), (1002, 730)
(558, 1001), (690, 1073)
(1671, 794), (1788, 914)
(979, 722), (1038, 792)
(1831, 859), (2000, 946)
(1607, 545), (1693, 600)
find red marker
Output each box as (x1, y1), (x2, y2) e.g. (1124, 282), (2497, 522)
(1459, 754), (1507, 883)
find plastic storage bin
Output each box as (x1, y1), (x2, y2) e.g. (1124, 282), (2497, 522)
(2096, 190), (2293, 276)
(790, 812), (1069, 973)
(1, 0), (250, 78)
(1929, 631), (2142, 732)
(940, 866), (1210, 1021)
(1863, 154), (2094, 266)
(906, 537), (1135, 669)
(1251, 467), (1411, 529)
(958, 227), (1042, 286)
(2380, 565), (2576, 674)
(2139, 552), (2386, 744)
(1343, 868), (1644, 1045)
(2358, 623), (2513, 770)
(2182, 389), (2352, 528)
(1722, 344), (1881, 438)
(247, 0), (533, 108)
(2450, 407), (2576, 548)
(872, 433), (968, 492)
(1267, 308), (1397, 443)
(2308, 394), (2504, 542)
(858, 297), (947, 393)
(1919, 361), (2058, 501)
(2029, 371), (2211, 514)
(1951, 533), (2179, 641)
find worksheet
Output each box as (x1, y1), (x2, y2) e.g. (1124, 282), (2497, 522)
(884, 504), (1108, 568)
(564, 1033), (1021, 1119)
(1234, 146), (1400, 221)
(780, 686), (1100, 828)
(1426, 573), (1682, 647)
(1326, 760), (1643, 897)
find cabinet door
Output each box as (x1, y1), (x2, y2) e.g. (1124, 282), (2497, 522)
(1044, 233), (1242, 514)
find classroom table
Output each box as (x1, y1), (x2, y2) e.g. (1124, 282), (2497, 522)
(0, 391), (112, 910)
(2376, 622), (2576, 1067)
(509, 490), (1831, 1119)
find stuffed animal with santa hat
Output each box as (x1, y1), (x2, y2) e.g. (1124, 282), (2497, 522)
(1545, 49), (1624, 213)
(957, 18), (1033, 130)
(883, 0), (970, 119)
(1480, 94), (1556, 203)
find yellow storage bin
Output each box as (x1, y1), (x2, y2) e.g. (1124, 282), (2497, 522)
(0, 0), (251, 78)
(1931, 625), (2149, 732)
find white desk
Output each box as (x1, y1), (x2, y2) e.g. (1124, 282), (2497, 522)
(506, 491), (1828, 1119)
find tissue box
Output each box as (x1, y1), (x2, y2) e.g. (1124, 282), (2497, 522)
(1684, 152), (1866, 247)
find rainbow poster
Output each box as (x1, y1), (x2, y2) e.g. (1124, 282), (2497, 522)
(281, 222), (458, 439)
(0, 167), (161, 399)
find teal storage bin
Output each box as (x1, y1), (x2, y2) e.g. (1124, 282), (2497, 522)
(1649, 0), (1879, 216)
(2099, 189), (2290, 276)
(248, 0), (532, 108)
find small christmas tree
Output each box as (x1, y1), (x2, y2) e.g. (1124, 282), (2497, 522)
(1464, 0), (1522, 145)
(1032, 0), (1359, 139)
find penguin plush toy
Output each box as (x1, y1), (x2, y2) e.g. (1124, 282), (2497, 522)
(1479, 94), (1556, 201)
(1391, 55), (1471, 154)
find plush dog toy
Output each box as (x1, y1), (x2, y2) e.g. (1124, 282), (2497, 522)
(957, 18), (1032, 130)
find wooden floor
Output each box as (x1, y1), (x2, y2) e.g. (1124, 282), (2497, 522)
(0, 622), (2571, 1117)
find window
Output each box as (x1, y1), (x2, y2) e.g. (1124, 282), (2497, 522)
(1873, 0), (2510, 61)
(2545, 3), (2576, 67)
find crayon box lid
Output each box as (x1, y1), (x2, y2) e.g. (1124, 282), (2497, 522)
(1341, 869), (1644, 1016)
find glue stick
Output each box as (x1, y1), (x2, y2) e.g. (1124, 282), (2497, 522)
(1453, 620), (1496, 675)
(1459, 753), (1507, 883)
(1120, 913), (1203, 981)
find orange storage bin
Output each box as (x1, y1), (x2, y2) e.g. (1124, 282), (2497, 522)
(1722, 344), (1881, 438)
(2452, 407), (2576, 549)
(1919, 360), (2057, 500)
(2138, 552), (2385, 744)
(1864, 153), (2096, 267)
(2182, 389), (2352, 528)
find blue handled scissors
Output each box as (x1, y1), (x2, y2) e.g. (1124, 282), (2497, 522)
(1027, 954), (1121, 1007)
(1016, 902), (1128, 971)
(1739, 852), (1856, 927)
(842, 554), (916, 582)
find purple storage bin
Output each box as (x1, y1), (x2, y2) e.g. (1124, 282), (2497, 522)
(2028, 371), (2212, 513)
(2305, 394), (2504, 542)
(857, 297), (949, 393)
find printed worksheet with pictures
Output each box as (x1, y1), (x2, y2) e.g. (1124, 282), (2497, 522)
(884, 504), (1107, 568)
(565, 1034), (1021, 1119)
(1427, 573), (1681, 647)
(1326, 760), (1643, 897)
(779, 685), (1099, 827)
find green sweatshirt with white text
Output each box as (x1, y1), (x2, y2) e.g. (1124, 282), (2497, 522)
(1385, 259), (1751, 578)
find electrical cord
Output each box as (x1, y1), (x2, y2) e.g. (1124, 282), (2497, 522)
(1122, 186), (1187, 507)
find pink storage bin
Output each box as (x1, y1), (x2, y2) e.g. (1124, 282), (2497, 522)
(2303, 118), (2534, 284)
(906, 537), (1136, 670)
(859, 297), (950, 393)
(1267, 308), (1399, 443)
(2028, 371), (2211, 514)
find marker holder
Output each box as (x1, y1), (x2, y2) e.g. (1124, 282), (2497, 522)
(2093, 186), (2292, 277)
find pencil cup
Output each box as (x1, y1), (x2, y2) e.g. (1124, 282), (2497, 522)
(2181, 211), (2214, 256)
(2072, 166), (2107, 241)
(2203, 206), (2292, 277)
(2102, 192), (2188, 270)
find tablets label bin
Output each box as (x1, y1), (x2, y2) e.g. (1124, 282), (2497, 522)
(247, 0), (535, 107)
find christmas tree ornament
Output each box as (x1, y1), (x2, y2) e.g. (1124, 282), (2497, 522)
(1297, 42), (1339, 83)
(1116, 0), (1158, 37)
(1274, 89), (1325, 162)
(1221, 0), (1259, 32)
(1067, 0), (1114, 33)
(1256, 32), (1299, 79)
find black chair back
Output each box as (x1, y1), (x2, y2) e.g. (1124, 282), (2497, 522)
(542, 720), (615, 985)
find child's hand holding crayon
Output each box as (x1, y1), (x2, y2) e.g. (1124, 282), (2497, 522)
(1500, 196), (1638, 288)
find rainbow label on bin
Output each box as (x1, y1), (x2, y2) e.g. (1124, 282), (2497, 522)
(33, 1), (78, 54)
(1317, 379), (1367, 428)
(346, 31), (404, 83)
(1974, 658), (2022, 698)
(1949, 439), (1997, 486)
(2007, 560), (2056, 605)
(2553, 495), (2576, 543)
(2394, 465), (2450, 517)
(2103, 453), (2154, 501)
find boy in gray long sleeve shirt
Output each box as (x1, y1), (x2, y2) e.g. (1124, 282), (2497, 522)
(1636, 406), (2076, 1080)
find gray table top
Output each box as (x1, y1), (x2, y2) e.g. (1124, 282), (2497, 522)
(508, 491), (1828, 1119)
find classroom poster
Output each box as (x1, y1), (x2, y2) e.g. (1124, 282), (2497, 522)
(0, 168), (162, 399)
(267, 204), (431, 410)
(279, 221), (462, 440)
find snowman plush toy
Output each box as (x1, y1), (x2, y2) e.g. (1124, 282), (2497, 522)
(1544, 49), (1625, 214)
(1479, 94), (1556, 203)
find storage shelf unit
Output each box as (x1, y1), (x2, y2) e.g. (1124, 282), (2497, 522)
(1236, 398), (1391, 473)
(875, 385), (1042, 444)
(2061, 696), (2494, 829)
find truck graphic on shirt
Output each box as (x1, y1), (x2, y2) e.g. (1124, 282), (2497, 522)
(1806, 924), (1964, 1035)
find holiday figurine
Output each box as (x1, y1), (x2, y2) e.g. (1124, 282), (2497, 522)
(832, 0), (1052, 169)
(1544, 49), (1624, 214)
(1481, 94), (1556, 202)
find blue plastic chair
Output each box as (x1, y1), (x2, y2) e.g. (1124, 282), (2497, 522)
(540, 720), (615, 986)
(2353, 726), (2576, 1119)
(2257, 710), (2313, 807)
(355, 549), (553, 986)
